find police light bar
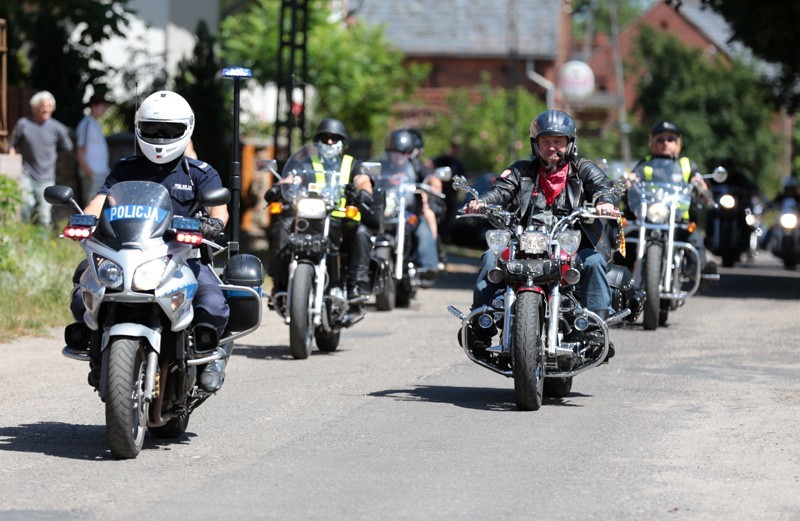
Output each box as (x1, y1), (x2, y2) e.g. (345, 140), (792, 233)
(172, 216), (201, 231)
(222, 67), (253, 79)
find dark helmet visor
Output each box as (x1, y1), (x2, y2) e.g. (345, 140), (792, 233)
(138, 121), (188, 140)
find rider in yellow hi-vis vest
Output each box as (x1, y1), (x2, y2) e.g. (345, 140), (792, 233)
(264, 118), (378, 317)
(629, 120), (717, 276)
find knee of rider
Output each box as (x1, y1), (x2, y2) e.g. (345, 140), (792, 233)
(195, 284), (230, 321)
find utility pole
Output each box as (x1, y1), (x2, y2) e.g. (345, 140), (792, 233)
(609, 0), (632, 167)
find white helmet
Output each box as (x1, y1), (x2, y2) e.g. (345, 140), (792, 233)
(135, 91), (194, 164)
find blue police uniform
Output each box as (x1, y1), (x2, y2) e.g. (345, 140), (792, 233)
(71, 155), (230, 339)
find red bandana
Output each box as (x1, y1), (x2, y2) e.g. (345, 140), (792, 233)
(537, 163), (569, 205)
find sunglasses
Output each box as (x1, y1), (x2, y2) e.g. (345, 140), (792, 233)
(317, 133), (342, 143)
(655, 136), (678, 143)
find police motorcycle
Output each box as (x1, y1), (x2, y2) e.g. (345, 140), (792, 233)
(44, 181), (264, 459)
(705, 182), (763, 267)
(767, 197), (800, 269)
(625, 165), (727, 330)
(370, 151), (450, 310)
(447, 176), (634, 411)
(271, 143), (382, 359)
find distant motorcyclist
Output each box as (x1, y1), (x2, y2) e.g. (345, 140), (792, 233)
(385, 128), (440, 281)
(265, 118), (377, 318)
(71, 90), (230, 391)
(465, 110), (620, 351)
(628, 120), (717, 276)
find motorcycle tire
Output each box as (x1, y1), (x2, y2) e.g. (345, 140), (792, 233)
(375, 247), (396, 312)
(722, 252), (738, 268)
(396, 281), (413, 308)
(512, 291), (545, 411)
(543, 377), (573, 398)
(315, 330), (340, 352)
(289, 263), (315, 360)
(642, 243), (663, 331)
(105, 337), (148, 459)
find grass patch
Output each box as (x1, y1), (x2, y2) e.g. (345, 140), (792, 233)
(0, 223), (83, 343)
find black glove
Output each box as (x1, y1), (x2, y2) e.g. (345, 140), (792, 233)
(200, 217), (225, 240)
(264, 185), (282, 204)
(344, 183), (359, 206)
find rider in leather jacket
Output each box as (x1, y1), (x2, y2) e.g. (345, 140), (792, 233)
(466, 110), (620, 347)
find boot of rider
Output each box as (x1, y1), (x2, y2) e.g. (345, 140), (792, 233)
(200, 341), (232, 392)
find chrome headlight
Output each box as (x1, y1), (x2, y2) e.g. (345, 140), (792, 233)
(296, 198), (327, 219)
(646, 202), (670, 224)
(485, 229), (511, 254)
(719, 194), (736, 209)
(745, 214), (756, 226)
(556, 230), (581, 257)
(95, 257), (123, 290)
(133, 256), (169, 291)
(519, 231), (549, 254)
(779, 213), (798, 229)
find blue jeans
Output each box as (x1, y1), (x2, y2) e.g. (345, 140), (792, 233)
(411, 219), (439, 271)
(472, 248), (613, 315)
(20, 175), (53, 226)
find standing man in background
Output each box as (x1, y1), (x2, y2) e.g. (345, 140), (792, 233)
(75, 91), (111, 204)
(10, 90), (73, 226)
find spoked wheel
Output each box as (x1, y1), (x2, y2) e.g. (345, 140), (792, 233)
(289, 263), (315, 359)
(512, 291), (545, 411)
(105, 337), (149, 459)
(375, 247), (396, 312)
(642, 242), (663, 331)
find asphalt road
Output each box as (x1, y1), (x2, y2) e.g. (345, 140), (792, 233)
(1, 253), (798, 521)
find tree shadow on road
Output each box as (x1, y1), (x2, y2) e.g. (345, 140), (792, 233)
(368, 385), (588, 411)
(0, 421), (196, 460)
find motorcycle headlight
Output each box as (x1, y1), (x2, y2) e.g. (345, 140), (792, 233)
(485, 229), (511, 254)
(719, 194), (736, 209)
(384, 195), (398, 217)
(779, 213), (798, 229)
(646, 202), (670, 224)
(556, 230), (581, 257)
(296, 198), (327, 219)
(95, 257), (123, 290)
(519, 230), (549, 254)
(745, 214), (756, 226)
(133, 256), (169, 291)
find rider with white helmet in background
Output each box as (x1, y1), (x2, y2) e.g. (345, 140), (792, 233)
(73, 90), (231, 392)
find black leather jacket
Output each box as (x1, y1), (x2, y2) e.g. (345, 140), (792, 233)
(479, 157), (619, 259)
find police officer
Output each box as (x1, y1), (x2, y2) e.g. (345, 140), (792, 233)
(266, 118), (376, 320)
(629, 120), (716, 275)
(74, 90), (230, 391)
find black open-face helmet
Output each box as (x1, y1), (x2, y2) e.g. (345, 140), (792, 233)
(314, 118), (348, 143)
(313, 118), (348, 159)
(385, 129), (416, 154)
(529, 109), (577, 163)
(650, 120), (682, 137)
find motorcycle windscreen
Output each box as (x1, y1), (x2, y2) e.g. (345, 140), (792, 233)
(94, 181), (174, 250)
(373, 152), (417, 213)
(279, 142), (341, 206)
(637, 157), (687, 185)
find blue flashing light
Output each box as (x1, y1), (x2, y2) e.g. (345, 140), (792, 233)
(172, 216), (201, 231)
(69, 214), (98, 227)
(222, 67), (253, 78)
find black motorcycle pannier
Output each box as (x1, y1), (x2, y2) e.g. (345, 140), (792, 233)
(606, 263), (634, 312)
(222, 254), (264, 332)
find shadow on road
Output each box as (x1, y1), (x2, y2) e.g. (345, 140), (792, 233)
(700, 264), (800, 300)
(0, 422), (195, 460)
(368, 385), (588, 411)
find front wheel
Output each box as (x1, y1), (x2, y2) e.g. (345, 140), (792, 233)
(289, 263), (315, 359)
(375, 247), (396, 312)
(512, 291), (545, 411)
(105, 337), (149, 459)
(642, 243), (663, 331)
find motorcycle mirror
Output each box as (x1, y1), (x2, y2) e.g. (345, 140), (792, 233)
(433, 166), (452, 182)
(44, 185), (83, 213)
(711, 166), (728, 184)
(189, 187), (232, 216)
(359, 162), (382, 176)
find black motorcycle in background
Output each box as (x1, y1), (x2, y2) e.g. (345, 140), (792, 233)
(705, 182), (763, 267)
(766, 197), (800, 269)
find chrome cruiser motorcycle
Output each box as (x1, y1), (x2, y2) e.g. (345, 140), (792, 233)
(45, 181), (264, 459)
(447, 176), (632, 411)
(272, 143), (382, 359)
(625, 165), (726, 330)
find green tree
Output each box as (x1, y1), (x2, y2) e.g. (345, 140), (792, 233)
(631, 27), (781, 193)
(173, 21), (232, 175)
(667, 0), (800, 112)
(219, 0), (427, 142)
(0, 0), (131, 127)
